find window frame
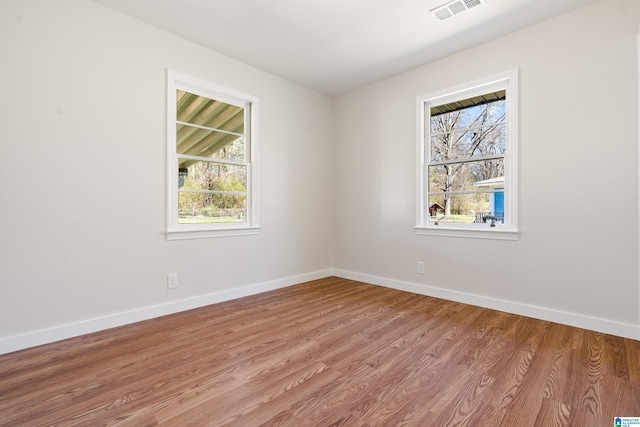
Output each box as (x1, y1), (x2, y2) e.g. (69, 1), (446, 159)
(166, 69), (260, 240)
(415, 69), (519, 240)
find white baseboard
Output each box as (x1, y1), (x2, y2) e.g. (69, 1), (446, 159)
(333, 269), (640, 341)
(3, 268), (637, 355)
(0, 269), (332, 356)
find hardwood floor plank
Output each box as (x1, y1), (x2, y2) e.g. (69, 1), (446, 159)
(159, 361), (336, 425)
(473, 348), (536, 424)
(0, 277), (638, 426)
(347, 343), (444, 422)
(255, 363), (379, 426)
(533, 397), (572, 427)
(479, 319), (570, 425)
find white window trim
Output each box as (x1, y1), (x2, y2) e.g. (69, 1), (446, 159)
(166, 69), (260, 240)
(415, 69), (519, 240)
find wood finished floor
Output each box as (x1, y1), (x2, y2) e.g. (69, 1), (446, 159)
(1, 277), (639, 426)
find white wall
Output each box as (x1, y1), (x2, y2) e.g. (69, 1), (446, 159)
(333, 0), (640, 338)
(0, 0), (333, 352)
(1, 0), (639, 354)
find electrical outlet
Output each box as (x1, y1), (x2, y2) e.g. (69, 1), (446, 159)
(417, 262), (425, 275)
(167, 273), (179, 289)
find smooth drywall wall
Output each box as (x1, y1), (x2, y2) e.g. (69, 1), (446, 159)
(333, 0), (640, 334)
(0, 0), (333, 348)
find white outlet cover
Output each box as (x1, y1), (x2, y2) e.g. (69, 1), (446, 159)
(167, 273), (179, 289)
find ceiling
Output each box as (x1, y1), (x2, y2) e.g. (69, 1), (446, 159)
(92, 0), (598, 96)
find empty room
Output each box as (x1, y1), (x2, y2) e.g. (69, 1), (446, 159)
(1, 0), (639, 425)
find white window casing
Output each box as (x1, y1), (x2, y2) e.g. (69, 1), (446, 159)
(415, 69), (519, 240)
(166, 69), (260, 240)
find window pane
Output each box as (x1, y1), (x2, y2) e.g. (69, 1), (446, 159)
(178, 193), (247, 224)
(177, 125), (245, 161)
(427, 193), (504, 224)
(177, 90), (244, 134)
(428, 158), (504, 193)
(178, 160), (247, 192)
(418, 72), (516, 233)
(429, 98), (506, 162)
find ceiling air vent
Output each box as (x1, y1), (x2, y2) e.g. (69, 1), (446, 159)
(430, 0), (486, 21)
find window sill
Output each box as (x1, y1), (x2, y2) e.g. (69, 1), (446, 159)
(414, 225), (519, 241)
(167, 225), (261, 240)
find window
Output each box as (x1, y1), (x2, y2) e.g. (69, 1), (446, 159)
(167, 70), (259, 239)
(416, 70), (518, 240)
